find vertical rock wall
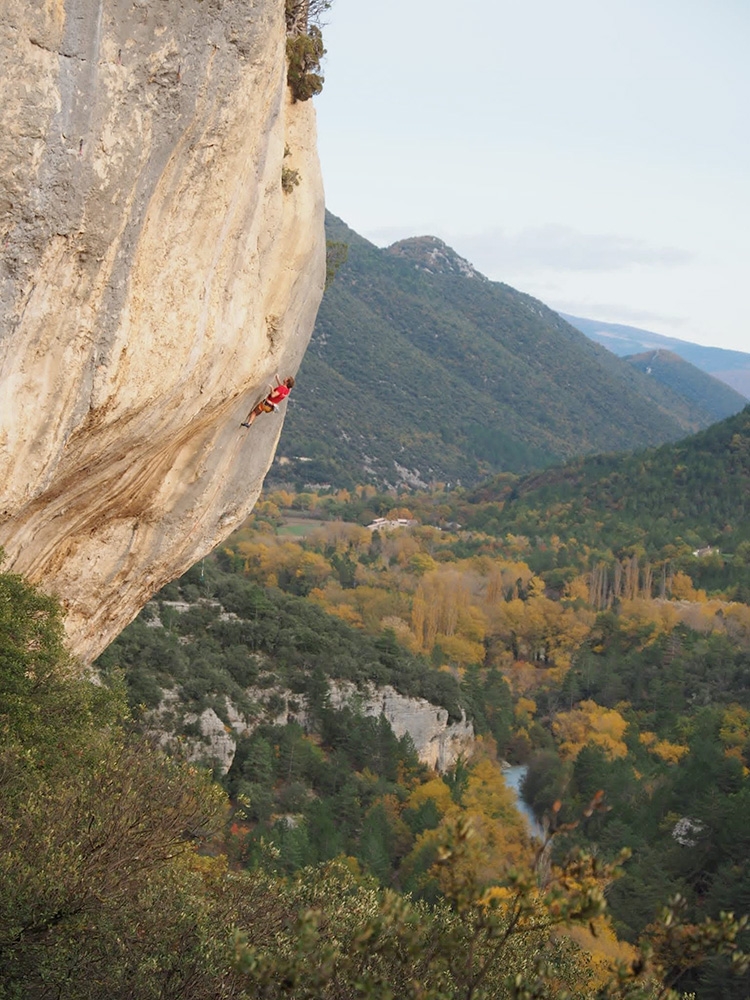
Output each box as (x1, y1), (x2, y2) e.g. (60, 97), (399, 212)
(0, 0), (325, 660)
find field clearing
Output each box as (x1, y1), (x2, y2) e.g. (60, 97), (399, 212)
(276, 517), (330, 537)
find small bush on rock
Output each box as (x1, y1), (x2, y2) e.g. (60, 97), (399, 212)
(287, 27), (325, 102)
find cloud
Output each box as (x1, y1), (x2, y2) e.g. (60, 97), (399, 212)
(448, 225), (694, 275)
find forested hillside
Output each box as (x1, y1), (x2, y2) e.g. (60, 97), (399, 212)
(463, 404), (750, 582)
(273, 215), (721, 489)
(6, 443), (750, 995)
(93, 466), (750, 999)
(625, 349), (747, 423)
(6, 364), (750, 999)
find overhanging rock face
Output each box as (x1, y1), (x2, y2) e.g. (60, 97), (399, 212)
(0, 0), (325, 660)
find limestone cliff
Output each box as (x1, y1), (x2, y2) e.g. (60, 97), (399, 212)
(328, 682), (475, 773)
(149, 681), (475, 776)
(0, 0), (325, 661)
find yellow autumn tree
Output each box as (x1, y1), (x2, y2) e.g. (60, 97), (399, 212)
(408, 552), (437, 576)
(266, 489), (295, 508)
(380, 615), (419, 652)
(723, 602), (750, 643)
(437, 633), (485, 668)
(352, 584), (407, 632)
(553, 700), (628, 760)
(294, 549), (333, 589)
(411, 568), (472, 651)
(232, 538), (288, 586)
(385, 507), (415, 521)
(616, 598), (674, 648)
(403, 752), (533, 897)
(669, 570), (707, 602)
(308, 521), (371, 554)
(639, 731), (690, 764)
(514, 697), (536, 725)
(564, 574), (590, 603)
(566, 917), (637, 989)
(380, 531), (421, 568)
(406, 776), (456, 819)
(719, 704), (750, 770)
(489, 595), (591, 671)
(308, 585), (364, 627)
(483, 560), (534, 603)
(441, 754), (532, 887)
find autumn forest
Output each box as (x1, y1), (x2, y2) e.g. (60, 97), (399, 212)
(4, 396), (750, 997)
(81, 405), (750, 999)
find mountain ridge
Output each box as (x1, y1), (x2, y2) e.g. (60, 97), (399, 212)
(562, 313), (750, 399)
(623, 348), (747, 423)
(274, 214), (743, 489)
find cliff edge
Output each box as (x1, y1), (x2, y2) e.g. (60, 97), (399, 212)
(0, 0), (325, 661)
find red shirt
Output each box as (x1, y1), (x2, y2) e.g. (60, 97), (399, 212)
(267, 384), (291, 405)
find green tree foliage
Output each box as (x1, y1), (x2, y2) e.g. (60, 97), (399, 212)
(504, 589), (750, 999)
(98, 557), (465, 723)
(234, 818), (749, 1000)
(464, 406), (750, 577)
(0, 568), (230, 999)
(0, 563), (107, 744)
(463, 664), (514, 750)
(226, 711), (424, 879)
(325, 239), (349, 290)
(286, 27), (325, 101)
(4, 564), (749, 997)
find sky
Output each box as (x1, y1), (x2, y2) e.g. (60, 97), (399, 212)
(313, 0), (750, 354)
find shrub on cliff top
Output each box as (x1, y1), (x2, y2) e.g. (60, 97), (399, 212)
(287, 26), (325, 101)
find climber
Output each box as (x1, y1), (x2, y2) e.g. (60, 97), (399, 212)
(241, 374), (295, 427)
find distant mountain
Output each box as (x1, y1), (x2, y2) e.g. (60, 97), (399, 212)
(624, 349), (747, 423)
(273, 215), (734, 489)
(561, 314), (750, 399)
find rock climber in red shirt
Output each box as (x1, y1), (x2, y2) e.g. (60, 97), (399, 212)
(241, 374), (295, 427)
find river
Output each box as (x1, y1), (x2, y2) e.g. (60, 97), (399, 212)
(502, 764), (545, 840)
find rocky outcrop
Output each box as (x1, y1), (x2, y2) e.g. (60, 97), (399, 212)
(256, 680), (475, 773)
(329, 682), (475, 773)
(0, 0), (325, 661)
(386, 236), (487, 281)
(149, 680), (475, 776)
